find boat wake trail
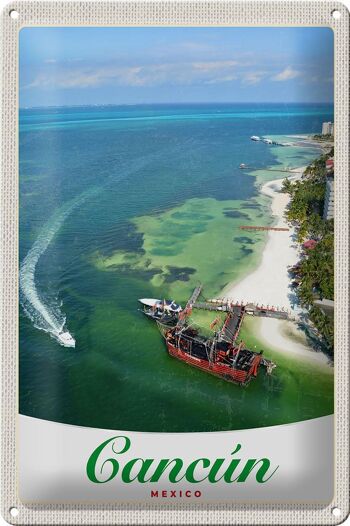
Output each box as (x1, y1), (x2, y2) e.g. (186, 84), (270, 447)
(20, 148), (180, 348)
(19, 188), (99, 348)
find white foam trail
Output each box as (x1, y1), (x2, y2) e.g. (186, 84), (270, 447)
(20, 188), (99, 348)
(20, 152), (170, 348)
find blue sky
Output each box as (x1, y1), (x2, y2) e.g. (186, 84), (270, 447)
(19, 27), (334, 107)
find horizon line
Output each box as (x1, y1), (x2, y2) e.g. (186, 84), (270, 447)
(19, 101), (335, 110)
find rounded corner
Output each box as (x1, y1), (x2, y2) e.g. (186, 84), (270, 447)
(0, 506), (18, 526)
(1, 1), (16, 19)
(332, 1), (350, 19)
(335, 506), (350, 526)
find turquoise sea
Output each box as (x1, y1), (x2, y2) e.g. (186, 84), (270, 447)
(19, 103), (334, 432)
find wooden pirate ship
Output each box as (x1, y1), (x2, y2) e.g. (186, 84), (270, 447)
(139, 285), (287, 386)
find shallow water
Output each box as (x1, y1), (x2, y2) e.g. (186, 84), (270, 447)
(19, 103), (333, 431)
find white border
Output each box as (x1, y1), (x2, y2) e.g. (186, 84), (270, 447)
(1, 1), (349, 524)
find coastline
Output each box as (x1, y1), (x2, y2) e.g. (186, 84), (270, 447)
(222, 165), (304, 310)
(221, 164), (331, 367)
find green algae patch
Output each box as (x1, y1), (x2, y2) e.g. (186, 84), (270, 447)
(93, 197), (270, 303)
(188, 309), (227, 338)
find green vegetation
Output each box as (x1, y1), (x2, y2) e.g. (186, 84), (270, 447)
(312, 134), (334, 142)
(282, 151), (334, 354)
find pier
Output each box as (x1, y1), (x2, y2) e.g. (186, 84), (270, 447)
(177, 284), (203, 327)
(239, 166), (297, 173)
(193, 301), (228, 311)
(193, 298), (289, 321)
(219, 307), (245, 343)
(177, 286), (290, 330)
(240, 225), (289, 232)
(186, 284), (203, 307)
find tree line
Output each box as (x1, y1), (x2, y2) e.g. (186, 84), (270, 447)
(281, 149), (334, 353)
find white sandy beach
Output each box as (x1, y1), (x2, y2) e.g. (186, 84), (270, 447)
(223, 167), (304, 310)
(221, 167), (330, 366)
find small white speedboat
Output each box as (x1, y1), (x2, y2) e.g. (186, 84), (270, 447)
(139, 298), (182, 313)
(57, 330), (76, 348)
(250, 135), (261, 141)
(138, 298), (160, 307)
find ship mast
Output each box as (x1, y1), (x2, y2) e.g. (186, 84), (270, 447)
(233, 340), (244, 368)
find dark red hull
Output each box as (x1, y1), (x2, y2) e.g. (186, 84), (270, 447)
(166, 341), (261, 386)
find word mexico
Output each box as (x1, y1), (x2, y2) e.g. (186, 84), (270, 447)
(87, 436), (279, 485)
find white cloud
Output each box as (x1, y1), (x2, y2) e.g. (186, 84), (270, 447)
(26, 60), (240, 90)
(192, 60), (237, 72)
(271, 66), (302, 82)
(242, 71), (267, 85)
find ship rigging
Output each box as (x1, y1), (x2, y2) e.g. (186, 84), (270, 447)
(139, 285), (282, 386)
